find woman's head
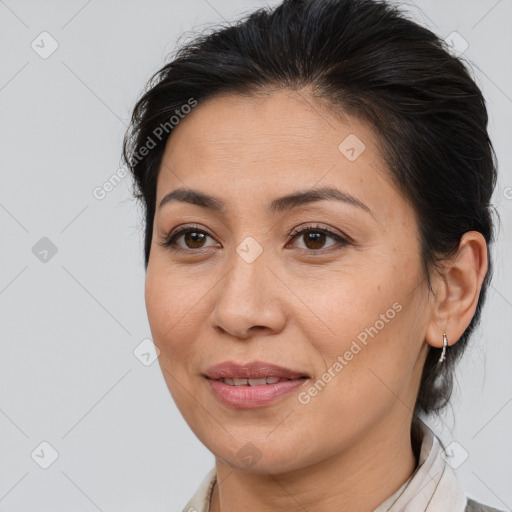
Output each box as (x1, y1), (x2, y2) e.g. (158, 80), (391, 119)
(123, 0), (496, 471)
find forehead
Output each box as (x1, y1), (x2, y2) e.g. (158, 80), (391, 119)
(156, 89), (403, 222)
(162, 89), (373, 169)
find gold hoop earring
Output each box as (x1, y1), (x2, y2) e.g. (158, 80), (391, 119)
(438, 332), (448, 364)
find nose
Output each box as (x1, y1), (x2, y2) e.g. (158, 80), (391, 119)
(209, 247), (287, 340)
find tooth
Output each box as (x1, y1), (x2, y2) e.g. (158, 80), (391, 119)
(233, 378), (248, 385)
(224, 378), (235, 385)
(266, 377), (280, 384)
(248, 378), (267, 386)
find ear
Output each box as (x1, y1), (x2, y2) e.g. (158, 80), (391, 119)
(425, 231), (489, 349)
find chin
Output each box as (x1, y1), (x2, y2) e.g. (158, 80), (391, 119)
(197, 430), (321, 475)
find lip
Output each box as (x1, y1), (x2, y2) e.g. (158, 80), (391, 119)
(203, 361), (309, 409)
(203, 361), (309, 380)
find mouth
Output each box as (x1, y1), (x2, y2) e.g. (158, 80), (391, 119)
(203, 361), (310, 408)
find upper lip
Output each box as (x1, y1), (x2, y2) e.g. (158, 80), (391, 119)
(203, 361), (309, 380)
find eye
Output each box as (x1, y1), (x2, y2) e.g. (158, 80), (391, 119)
(287, 224), (349, 252)
(158, 223), (350, 253)
(158, 224), (219, 252)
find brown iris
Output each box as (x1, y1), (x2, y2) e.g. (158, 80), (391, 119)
(183, 231), (207, 249)
(302, 231), (326, 250)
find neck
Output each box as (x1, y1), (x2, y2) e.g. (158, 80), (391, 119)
(209, 413), (419, 512)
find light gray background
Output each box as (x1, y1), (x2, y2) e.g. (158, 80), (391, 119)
(1, 0), (511, 510)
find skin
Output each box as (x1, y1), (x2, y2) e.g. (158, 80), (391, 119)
(144, 88), (488, 512)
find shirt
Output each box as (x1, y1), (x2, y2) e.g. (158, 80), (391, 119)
(180, 420), (503, 512)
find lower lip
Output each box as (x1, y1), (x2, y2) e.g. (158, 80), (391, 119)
(206, 377), (308, 408)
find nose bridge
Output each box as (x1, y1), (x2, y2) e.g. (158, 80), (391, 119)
(223, 237), (270, 306)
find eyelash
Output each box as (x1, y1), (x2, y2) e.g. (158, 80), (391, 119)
(158, 223), (350, 254)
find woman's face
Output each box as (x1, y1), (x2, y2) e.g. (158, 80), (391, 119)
(145, 89), (433, 473)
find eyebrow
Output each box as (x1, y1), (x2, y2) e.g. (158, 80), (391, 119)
(158, 186), (373, 217)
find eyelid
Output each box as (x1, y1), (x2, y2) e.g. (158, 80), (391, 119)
(169, 223), (209, 240)
(288, 222), (349, 242)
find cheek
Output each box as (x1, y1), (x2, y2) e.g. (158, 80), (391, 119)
(144, 263), (209, 351)
(314, 246), (420, 347)
(145, 269), (206, 414)
(298, 266), (396, 355)
(296, 269), (419, 411)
